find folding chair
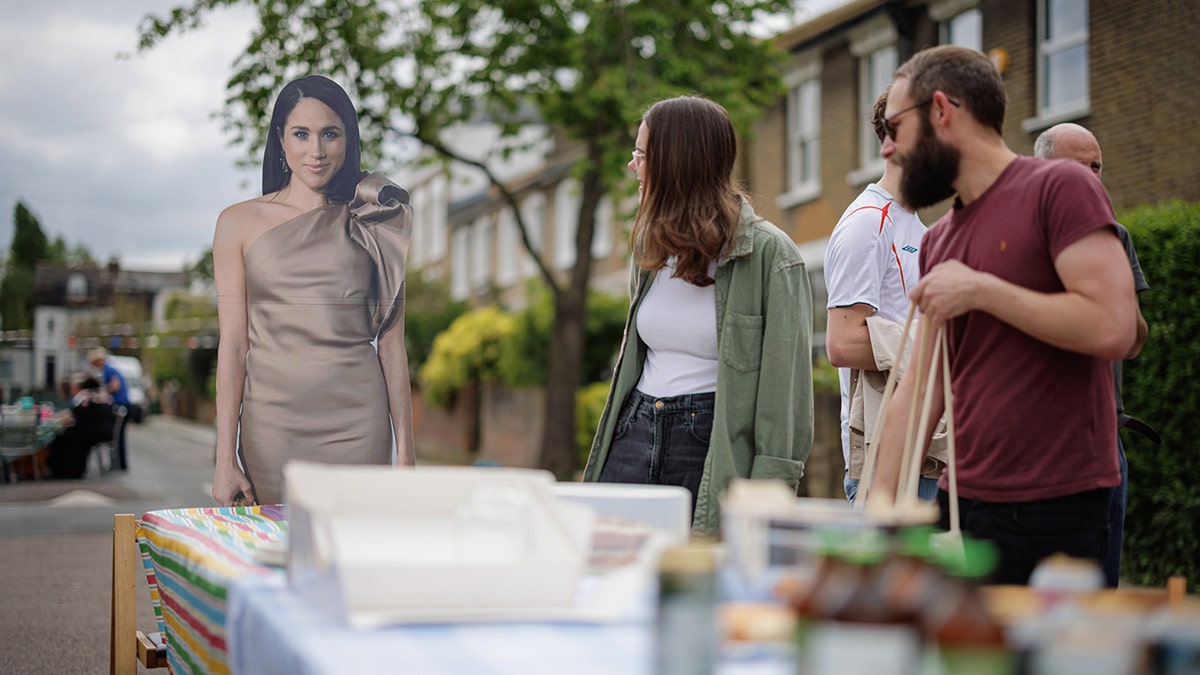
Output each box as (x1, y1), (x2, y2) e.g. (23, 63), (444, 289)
(0, 408), (43, 482)
(110, 513), (167, 674)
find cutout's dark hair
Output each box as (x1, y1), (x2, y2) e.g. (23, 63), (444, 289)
(262, 75), (363, 202)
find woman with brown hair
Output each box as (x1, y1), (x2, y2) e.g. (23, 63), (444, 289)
(583, 95), (815, 533)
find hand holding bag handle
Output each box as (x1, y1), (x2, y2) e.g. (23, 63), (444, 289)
(855, 310), (962, 552)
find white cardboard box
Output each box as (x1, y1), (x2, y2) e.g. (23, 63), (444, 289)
(285, 462), (596, 626)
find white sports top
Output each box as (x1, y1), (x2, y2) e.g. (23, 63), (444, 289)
(635, 259), (719, 397)
(824, 183), (926, 466)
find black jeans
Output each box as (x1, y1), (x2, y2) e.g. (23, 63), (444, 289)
(937, 486), (1112, 585)
(597, 389), (715, 519)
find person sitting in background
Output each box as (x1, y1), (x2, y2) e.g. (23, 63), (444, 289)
(43, 374), (115, 479)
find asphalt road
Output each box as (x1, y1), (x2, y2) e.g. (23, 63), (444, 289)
(0, 415), (219, 675)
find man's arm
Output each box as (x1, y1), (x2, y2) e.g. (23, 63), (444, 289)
(1128, 305), (1148, 359)
(910, 229), (1137, 360)
(826, 303), (877, 371)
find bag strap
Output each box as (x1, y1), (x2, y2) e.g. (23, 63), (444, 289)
(855, 315), (960, 536)
(855, 302), (915, 507)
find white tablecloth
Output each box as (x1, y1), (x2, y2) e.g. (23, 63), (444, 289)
(227, 574), (794, 675)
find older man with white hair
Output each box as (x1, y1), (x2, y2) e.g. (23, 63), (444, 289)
(1034, 122), (1155, 588)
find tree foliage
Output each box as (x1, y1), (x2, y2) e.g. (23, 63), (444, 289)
(2, 201), (52, 330)
(419, 305), (517, 408)
(404, 272), (469, 377)
(1119, 200), (1200, 593)
(135, 0), (793, 476)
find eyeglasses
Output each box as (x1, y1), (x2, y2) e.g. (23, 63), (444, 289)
(631, 148), (646, 164)
(882, 96), (960, 140)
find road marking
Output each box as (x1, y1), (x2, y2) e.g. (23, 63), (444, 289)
(47, 489), (115, 507)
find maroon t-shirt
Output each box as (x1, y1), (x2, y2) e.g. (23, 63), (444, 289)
(921, 156), (1121, 502)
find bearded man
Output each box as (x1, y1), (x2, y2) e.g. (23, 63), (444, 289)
(868, 46), (1138, 585)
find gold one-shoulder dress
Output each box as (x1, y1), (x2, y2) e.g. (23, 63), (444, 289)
(238, 172), (412, 504)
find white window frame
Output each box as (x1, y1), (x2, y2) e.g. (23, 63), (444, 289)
(425, 173), (449, 264)
(449, 225), (471, 300)
(496, 207), (519, 287)
(519, 192), (547, 279)
(1022, 0), (1091, 132)
(408, 187), (426, 268)
(591, 196), (614, 260)
(777, 50), (823, 210)
(553, 179), (580, 270)
(930, 0), (983, 52)
(469, 216), (493, 291)
(847, 15), (898, 186)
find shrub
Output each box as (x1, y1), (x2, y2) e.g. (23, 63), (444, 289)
(575, 381), (612, 468)
(418, 306), (516, 407)
(404, 274), (469, 376)
(496, 282), (629, 387)
(1120, 200), (1200, 593)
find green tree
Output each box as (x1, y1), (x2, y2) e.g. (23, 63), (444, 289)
(404, 273), (469, 378)
(188, 248), (214, 284)
(135, 0), (791, 477)
(0, 201), (51, 330)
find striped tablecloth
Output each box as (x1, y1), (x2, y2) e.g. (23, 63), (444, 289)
(137, 505), (287, 675)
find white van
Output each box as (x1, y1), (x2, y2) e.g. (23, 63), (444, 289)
(107, 355), (148, 423)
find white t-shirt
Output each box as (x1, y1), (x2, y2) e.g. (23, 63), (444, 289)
(823, 184), (926, 466)
(636, 260), (719, 397)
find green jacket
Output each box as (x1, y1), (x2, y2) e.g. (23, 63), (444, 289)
(583, 199), (814, 533)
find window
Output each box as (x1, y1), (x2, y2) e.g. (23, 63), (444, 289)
(470, 217), (493, 291)
(408, 188), (426, 268)
(1021, 0), (1091, 131)
(1038, 0), (1088, 117)
(943, 9), (982, 51)
(425, 174), (449, 264)
(450, 226), (470, 300)
(66, 273), (88, 302)
(496, 207), (519, 286)
(591, 196), (614, 260)
(778, 51), (821, 209)
(930, 0), (982, 51)
(520, 192), (547, 279)
(553, 180), (580, 270)
(847, 16), (898, 185)
(859, 46), (897, 171)
(796, 237), (830, 359)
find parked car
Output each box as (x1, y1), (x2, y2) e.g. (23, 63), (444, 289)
(107, 355), (148, 423)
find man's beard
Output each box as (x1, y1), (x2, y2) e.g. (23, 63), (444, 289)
(900, 117), (961, 209)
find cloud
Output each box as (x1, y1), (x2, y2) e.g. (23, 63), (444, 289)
(0, 2), (259, 271)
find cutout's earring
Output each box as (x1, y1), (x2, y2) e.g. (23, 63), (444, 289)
(280, 153), (290, 173)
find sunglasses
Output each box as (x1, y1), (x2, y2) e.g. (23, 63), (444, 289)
(883, 96), (960, 140)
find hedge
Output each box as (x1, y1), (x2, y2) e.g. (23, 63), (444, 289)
(1120, 200), (1200, 593)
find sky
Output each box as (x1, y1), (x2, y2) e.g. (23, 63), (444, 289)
(0, 1), (259, 271)
(0, 0), (848, 273)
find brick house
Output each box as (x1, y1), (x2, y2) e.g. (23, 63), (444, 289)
(743, 0), (1200, 344)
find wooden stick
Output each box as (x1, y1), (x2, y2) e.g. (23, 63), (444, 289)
(897, 316), (933, 504)
(902, 328), (942, 507)
(940, 328), (960, 535)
